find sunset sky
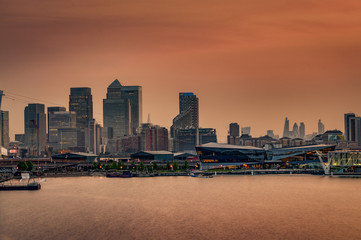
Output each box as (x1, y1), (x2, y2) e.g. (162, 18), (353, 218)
(1, 0), (361, 142)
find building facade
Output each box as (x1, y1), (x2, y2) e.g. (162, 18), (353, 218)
(69, 88), (93, 152)
(48, 110), (77, 151)
(24, 103), (46, 155)
(0, 110), (10, 148)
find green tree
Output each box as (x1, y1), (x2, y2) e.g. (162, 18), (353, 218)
(139, 161), (145, 171)
(17, 161), (28, 171)
(26, 161), (33, 171)
(166, 161), (171, 171)
(152, 161), (158, 170)
(183, 160), (189, 170)
(130, 162), (136, 171)
(173, 160), (179, 171)
(111, 161), (118, 169)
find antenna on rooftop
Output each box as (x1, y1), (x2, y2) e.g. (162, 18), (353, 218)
(147, 113), (151, 124)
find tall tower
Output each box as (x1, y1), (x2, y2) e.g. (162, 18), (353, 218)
(69, 88), (93, 152)
(344, 113), (356, 141)
(121, 84), (142, 134)
(0, 90), (3, 109)
(0, 110), (10, 148)
(282, 117), (290, 138)
(299, 122), (305, 139)
(318, 119), (325, 134)
(47, 107), (66, 143)
(103, 79), (131, 139)
(292, 123), (299, 138)
(24, 103), (46, 155)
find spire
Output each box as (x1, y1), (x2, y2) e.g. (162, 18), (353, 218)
(147, 113), (151, 123)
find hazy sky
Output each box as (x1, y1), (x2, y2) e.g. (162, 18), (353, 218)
(1, 0), (361, 142)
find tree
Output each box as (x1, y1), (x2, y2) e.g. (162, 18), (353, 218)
(139, 161), (145, 171)
(166, 161), (171, 171)
(26, 161), (33, 171)
(152, 161), (158, 170)
(111, 161), (118, 169)
(173, 160), (179, 171)
(17, 161), (28, 171)
(183, 160), (189, 170)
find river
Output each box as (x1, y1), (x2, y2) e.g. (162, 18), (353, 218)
(1, 175), (361, 239)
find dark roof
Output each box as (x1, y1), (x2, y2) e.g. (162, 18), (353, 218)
(108, 79), (122, 88)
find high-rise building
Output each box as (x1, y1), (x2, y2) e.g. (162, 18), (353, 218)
(24, 103), (46, 155)
(0, 110), (10, 148)
(283, 117), (290, 138)
(171, 92), (199, 136)
(0, 90), (3, 109)
(175, 128), (217, 152)
(347, 115), (361, 146)
(103, 80), (132, 140)
(241, 126), (251, 135)
(344, 113), (356, 141)
(69, 88), (93, 152)
(266, 130), (275, 139)
(47, 107), (66, 143)
(138, 123), (168, 151)
(299, 122), (305, 139)
(48, 110), (77, 151)
(292, 123), (299, 138)
(318, 119), (325, 135)
(89, 119), (102, 154)
(121, 85), (142, 134)
(227, 123), (239, 144)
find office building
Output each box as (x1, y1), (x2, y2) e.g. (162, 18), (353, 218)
(69, 88), (93, 152)
(24, 103), (46, 155)
(0, 110), (10, 148)
(318, 119), (325, 134)
(347, 115), (361, 146)
(299, 122), (305, 139)
(241, 126), (251, 135)
(171, 92), (199, 136)
(121, 84), (142, 134)
(227, 123), (239, 144)
(47, 107), (66, 142)
(103, 80), (132, 140)
(174, 128), (217, 152)
(48, 110), (77, 151)
(283, 117), (290, 138)
(292, 123), (299, 138)
(344, 113), (356, 141)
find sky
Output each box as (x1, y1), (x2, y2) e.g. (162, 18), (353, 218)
(1, 0), (361, 142)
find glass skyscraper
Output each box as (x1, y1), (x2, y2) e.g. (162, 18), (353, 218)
(24, 103), (46, 155)
(69, 88), (93, 152)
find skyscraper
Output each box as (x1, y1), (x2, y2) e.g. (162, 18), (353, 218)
(48, 110), (77, 151)
(103, 80), (132, 140)
(292, 123), (299, 138)
(347, 115), (361, 146)
(227, 123), (239, 144)
(299, 122), (305, 139)
(47, 107), (66, 143)
(24, 103), (46, 155)
(69, 88), (93, 152)
(241, 126), (251, 135)
(344, 113), (356, 141)
(171, 92), (199, 136)
(318, 119), (325, 134)
(0, 110), (10, 148)
(283, 117), (290, 138)
(0, 90), (3, 109)
(121, 84), (142, 134)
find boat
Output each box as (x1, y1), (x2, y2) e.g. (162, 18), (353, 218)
(198, 173), (214, 178)
(106, 170), (133, 178)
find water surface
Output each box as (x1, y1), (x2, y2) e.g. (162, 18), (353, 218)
(1, 175), (360, 239)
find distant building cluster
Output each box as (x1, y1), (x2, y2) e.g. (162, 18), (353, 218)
(1, 84), (361, 159)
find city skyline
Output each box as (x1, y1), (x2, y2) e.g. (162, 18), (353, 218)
(1, 0), (361, 141)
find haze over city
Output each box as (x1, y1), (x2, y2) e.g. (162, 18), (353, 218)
(1, 0), (361, 141)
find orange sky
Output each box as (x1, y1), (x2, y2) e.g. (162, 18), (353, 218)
(1, 0), (361, 142)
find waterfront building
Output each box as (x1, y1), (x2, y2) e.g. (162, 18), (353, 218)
(0, 110), (10, 148)
(69, 87), (93, 152)
(227, 123), (239, 144)
(24, 103), (46, 155)
(318, 119), (325, 134)
(196, 142), (336, 169)
(299, 122), (305, 139)
(344, 113), (356, 141)
(282, 117), (290, 138)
